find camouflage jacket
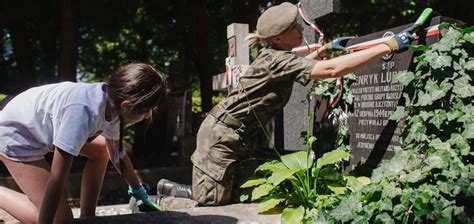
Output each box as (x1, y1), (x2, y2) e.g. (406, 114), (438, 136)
(220, 47), (317, 134)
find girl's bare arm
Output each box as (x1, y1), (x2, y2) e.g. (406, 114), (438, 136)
(38, 148), (73, 224)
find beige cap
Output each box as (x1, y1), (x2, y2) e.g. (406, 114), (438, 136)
(256, 2), (298, 38)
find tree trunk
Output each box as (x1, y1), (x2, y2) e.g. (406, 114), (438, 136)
(38, 12), (59, 84)
(193, 0), (213, 112)
(5, 12), (36, 93)
(0, 26), (4, 63)
(245, 0), (260, 32)
(58, 0), (78, 82)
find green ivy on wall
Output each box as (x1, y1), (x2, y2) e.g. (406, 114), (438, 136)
(326, 24), (473, 224)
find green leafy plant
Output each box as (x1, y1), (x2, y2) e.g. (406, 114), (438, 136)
(327, 24), (473, 223)
(241, 111), (370, 223)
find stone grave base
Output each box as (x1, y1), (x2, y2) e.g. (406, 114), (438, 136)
(1, 203), (280, 224)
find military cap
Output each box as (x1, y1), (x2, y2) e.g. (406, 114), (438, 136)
(256, 2), (298, 38)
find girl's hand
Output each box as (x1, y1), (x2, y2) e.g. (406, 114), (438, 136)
(128, 184), (149, 203)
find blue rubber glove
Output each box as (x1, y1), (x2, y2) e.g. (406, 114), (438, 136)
(324, 36), (355, 52)
(385, 29), (415, 53)
(128, 184), (149, 203)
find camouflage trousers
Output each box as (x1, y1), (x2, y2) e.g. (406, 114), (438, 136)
(190, 112), (251, 206)
(191, 165), (234, 205)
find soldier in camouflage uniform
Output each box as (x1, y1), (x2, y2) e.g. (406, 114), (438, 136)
(155, 2), (414, 208)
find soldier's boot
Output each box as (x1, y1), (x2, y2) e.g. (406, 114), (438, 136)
(157, 195), (199, 210)
(130, 195), (198, 212)
(157, 179), (193, 199)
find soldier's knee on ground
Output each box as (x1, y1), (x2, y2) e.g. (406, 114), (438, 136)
(159, 196), (198, 210)
(192, 166), (233, 206)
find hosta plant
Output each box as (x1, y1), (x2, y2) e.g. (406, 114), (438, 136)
(240, 112), (370, 224)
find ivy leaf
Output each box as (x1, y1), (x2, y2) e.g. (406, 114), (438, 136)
(251, 184), (274, 200)
(393, 204), (407, 218)
(258, 198), (284, 213)
(281, 206), (305, 224)
(417, 91), (433, 106)
(427, 52), (452, 69)
(451, 48), (468, 59)
(344, 92), (354, 104)
(463, 31), (474, 43)
(440, 81), (453, 93)
(425, 79), (447, 102)
(429, 138), (451, 151)
(393, 71), (415, 86)
(463, 123), (474, 139)
(316, 149), (351, 169)
(437, 180), (456, 196)
(461, 105), (474, 116)
(446, 109), (463, 121)
(389, 106), (407, 121)
(453, 76), (474, 98)
(456, 178), (474, 197)
(431, 42), (451, 52)
(436, 55), (453, 68)
(448, 133), (469, 147)
(240, 178), (267, 188)
(330, 197), (362, 222)
(419, 111), (433, 121)
(453, 61), (464, 71)
(406, 116), (428, 142)
(402, 93), (412, 106)
(375, 213), (395, 224)
(382, 182), (402, 199)
(464, 59), (474, 71)
(372, 154), (406, 183)
(429, 109), (447, 129)
(425, 156), (444, 169)
(440, 27), (462, 48)
(406, 169), (423, 183)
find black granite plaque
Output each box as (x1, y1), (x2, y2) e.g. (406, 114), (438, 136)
(346, 16), (458, 174)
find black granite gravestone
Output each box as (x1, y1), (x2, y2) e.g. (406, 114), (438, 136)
(275, 0), (340, 152)
(346, 16), (460, 174)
